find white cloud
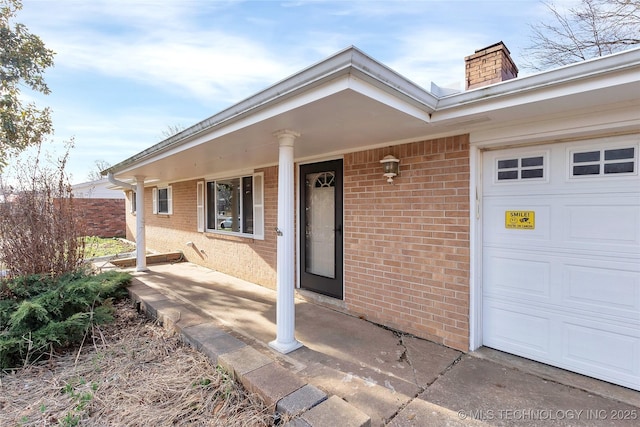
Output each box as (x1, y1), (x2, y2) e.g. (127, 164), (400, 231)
(22, 1), (296, 105)
(12, 0), (545, 183)
(57, 32), (291, 104)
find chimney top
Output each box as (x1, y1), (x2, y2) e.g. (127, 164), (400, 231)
(465, 41), (518, 90)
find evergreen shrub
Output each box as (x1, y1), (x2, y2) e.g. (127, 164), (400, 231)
(0, 270), (131, 369)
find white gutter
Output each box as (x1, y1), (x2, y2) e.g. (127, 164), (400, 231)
(106, 172), (135, 191)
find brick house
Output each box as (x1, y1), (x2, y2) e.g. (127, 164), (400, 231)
(106, 43), (640, 391)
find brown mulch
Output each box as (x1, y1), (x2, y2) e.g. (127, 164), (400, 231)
(0, 300), (275, 426)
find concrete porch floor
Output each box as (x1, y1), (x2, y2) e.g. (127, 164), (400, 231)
(119, 262), (639, 426)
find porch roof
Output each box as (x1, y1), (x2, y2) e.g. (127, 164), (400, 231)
(105, 46), (640, 184)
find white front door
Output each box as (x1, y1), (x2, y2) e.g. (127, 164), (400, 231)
(482, 137), (640, 391)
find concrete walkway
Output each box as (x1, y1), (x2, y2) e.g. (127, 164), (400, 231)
(119, 262), (639, 426)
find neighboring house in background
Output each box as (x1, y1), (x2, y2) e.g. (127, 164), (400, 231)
(106, 42), (640, 391)
(72, 178), (125, 238)
(72, 178), (125, 199)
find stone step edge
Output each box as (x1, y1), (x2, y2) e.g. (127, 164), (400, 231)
(127, 280), (371, 427)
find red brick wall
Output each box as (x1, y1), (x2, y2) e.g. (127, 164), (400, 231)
(75, 198), (125, 238)
(343, 135), (470, 351)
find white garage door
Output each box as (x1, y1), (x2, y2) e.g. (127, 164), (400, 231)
(482, 137), (640, 391)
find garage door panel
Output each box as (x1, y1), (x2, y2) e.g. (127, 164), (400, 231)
(485, 197), (640, 254)
(484, 251), (550, 298)
(484, 200), (552, 243)
(564, 322), (639, 375)
(483, 300), (551, 356)
(564, 201), (640, 249)
(484, 300), (640, 390)
(563, 264), (640, 319)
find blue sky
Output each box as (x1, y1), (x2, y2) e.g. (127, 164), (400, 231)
(13, 0), (562, 183)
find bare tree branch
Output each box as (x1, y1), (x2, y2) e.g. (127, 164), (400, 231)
(87, 159), (111, 181)
(161, 124), (186, 139)
(523, 0), (640, 71)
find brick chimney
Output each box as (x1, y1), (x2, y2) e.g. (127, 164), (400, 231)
(465, 41), (518, 90)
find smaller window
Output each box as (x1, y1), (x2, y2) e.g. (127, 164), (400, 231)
(521, 156), (543, 167)
(498, 159), (518, 169)
(604, 162), (634, 174)
(521, 168), (544, 179)
(496, 154), (545, 182)
(573, 151), (600, 163)
(153, 186), (172, 215)
(573, 164), (600, 175)
(498, 170), (518, 180)
(571, 146), (636, 177)
(158, 188), (169, 213)
(130, 191), (136, 213)
(605, 148), (634, 161)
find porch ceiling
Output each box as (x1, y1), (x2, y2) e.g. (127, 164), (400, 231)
(110, 82), (434, 183)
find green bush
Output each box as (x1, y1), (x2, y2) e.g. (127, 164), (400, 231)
(0, 270), (131, 369)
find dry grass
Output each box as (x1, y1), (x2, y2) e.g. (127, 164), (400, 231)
(0, 300), (275, 426)
(84, 237), (135, 259)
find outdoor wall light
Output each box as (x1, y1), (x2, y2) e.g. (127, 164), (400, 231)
(380, 154), (400, 183)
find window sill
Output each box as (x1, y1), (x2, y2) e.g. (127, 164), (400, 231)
(205, 230), (263, 241)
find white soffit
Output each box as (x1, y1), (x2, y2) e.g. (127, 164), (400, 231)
(111, 77), (434, 182)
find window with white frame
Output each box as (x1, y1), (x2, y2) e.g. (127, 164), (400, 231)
(129, 190), (136, 213)
(200, 173), (263, 239)
(570, 146), (637, 177)
(496, 154), (546, 182)
(152, 186), (172, 215)
(196, 181), (204, 232)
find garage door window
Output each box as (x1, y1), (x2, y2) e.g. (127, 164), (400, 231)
(571, 146), (636, 177)
(496, 154), (545, 181)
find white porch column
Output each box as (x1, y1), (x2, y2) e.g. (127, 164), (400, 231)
(135, 176), (148, 272)
(269, 130), (303, 354)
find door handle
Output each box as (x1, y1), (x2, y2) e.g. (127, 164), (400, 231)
(334, 224), (342, 234)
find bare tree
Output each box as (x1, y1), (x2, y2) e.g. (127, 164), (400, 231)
(87, 159), (111, 181)
(523, 0), (640, 71)
(0, 141), (86, 278)
(161, 124), (186, 139)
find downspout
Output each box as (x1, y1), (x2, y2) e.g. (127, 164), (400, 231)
(106, 172), (135, 191)
(106, 173), (148, 272)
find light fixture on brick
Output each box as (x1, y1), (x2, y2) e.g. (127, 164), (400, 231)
(380, 154), (400, 183)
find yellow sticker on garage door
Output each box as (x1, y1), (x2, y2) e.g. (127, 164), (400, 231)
(505, 211), (535, 229)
